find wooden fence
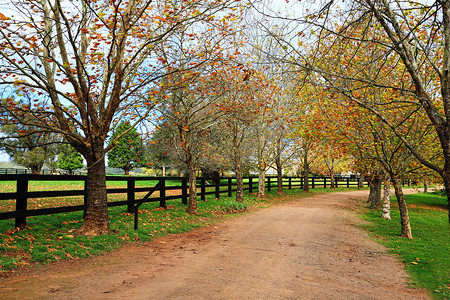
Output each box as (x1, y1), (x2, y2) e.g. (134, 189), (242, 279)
(0, 174), (366, 230)
(0, 168), (54, 175)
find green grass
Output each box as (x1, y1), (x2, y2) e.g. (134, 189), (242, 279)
(360, 192), (449, 299)
(0, 183), (358, 274)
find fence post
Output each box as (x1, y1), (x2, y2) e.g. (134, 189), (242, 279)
(311, 177), (315, 189)
(228, 178), (232, 197)
(288, 177), (292, 190)
(300, 176), (303, 189)
(215, 178), (220, 199)
(182, 177), (188, 205)
(159, 179), (166, 208)
(347, 178), (350, 188)
(15, 178), (28, 228)
(267, 177), (271, 191)
(127, 178), (135, 213)
(201, 178), (206, 201)
(248, 177), (253, 194)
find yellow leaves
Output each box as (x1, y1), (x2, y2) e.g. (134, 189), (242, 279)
(13, 79), (27, 86)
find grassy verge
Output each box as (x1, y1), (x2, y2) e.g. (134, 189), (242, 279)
(360, 192), (449, 299)
(0, 186), (355, 275)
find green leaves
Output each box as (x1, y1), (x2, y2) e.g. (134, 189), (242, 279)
(57, 144), (83, 174)
(107, 121), (146, 174)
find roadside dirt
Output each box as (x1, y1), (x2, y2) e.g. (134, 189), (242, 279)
(0, 190), (430, 299)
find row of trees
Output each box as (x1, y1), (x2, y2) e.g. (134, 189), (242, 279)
(258, 0), (449, 237)
(0, 0), (447, 237)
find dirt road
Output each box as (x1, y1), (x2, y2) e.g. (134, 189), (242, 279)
(0, 190), (430, 299)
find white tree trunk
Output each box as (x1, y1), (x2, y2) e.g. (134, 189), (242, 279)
(258, 166), (266, 198)
(381, 179), (391, 220)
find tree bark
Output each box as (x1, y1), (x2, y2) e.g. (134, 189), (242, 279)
(442, 168), (450, 222)
(186, 154), (197, 214)
(330, 170), (335, 190)
(31, 166), (41, 175)
(358, 175), (364, 189)
(124, 168), (130, 175)
(258, 163), (266, 198)
(423, 178), (428, 193)
(302, 149), (310, 192)
(381, 178), (391, 220)
(276, 156), (283, 194)
(303, 167), (309, 192)
(391, 176), (412, 239)
(234, 147), (244, 203)
(367, 177), (374, 203)
(370, 176), (382, 209)
(78, 145), (110, 235)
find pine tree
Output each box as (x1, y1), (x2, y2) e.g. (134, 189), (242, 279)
(108, 122), (146, 175)
(57, 144), (84, 175)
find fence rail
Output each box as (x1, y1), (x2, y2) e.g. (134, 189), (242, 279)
(0, 174), (367, 229)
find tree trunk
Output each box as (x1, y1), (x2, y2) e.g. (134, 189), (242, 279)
(367, 177), (374, 203)
(423, 179), (428, 193)
(234, 148), (244, 203)
(303, 168), (309, 192)
(124, 167), (130, 175)
(31, 166), (41, 175)
(258, 164), (266, 198)
(276, 156), (283, 194)
(442, 168), (450, 222)
(330, 170), (335, 190)
(370, 176), (382, 209)
(162, 165), (166, 177)
(391, 176), (412, 239)
(358, 175), (364, 189)
(186, 154), (197, 214)
(302, 149), (309, 192)
(381, 178), (391, 220)
(78, 145), (110, 235)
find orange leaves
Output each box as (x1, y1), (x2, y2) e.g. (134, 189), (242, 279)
(0, 13), (8, 21)
(157, 57), (167, 64)
(153, 15), (167, 23)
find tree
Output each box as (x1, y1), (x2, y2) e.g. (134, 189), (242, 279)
(0, 0), (245, 234)
(216, 63), (270, 202)
(145, 128), (174, 177)
(108, 121), (146, 175)
(0, 122), (60, 174)
(57, 144), (83, 175)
